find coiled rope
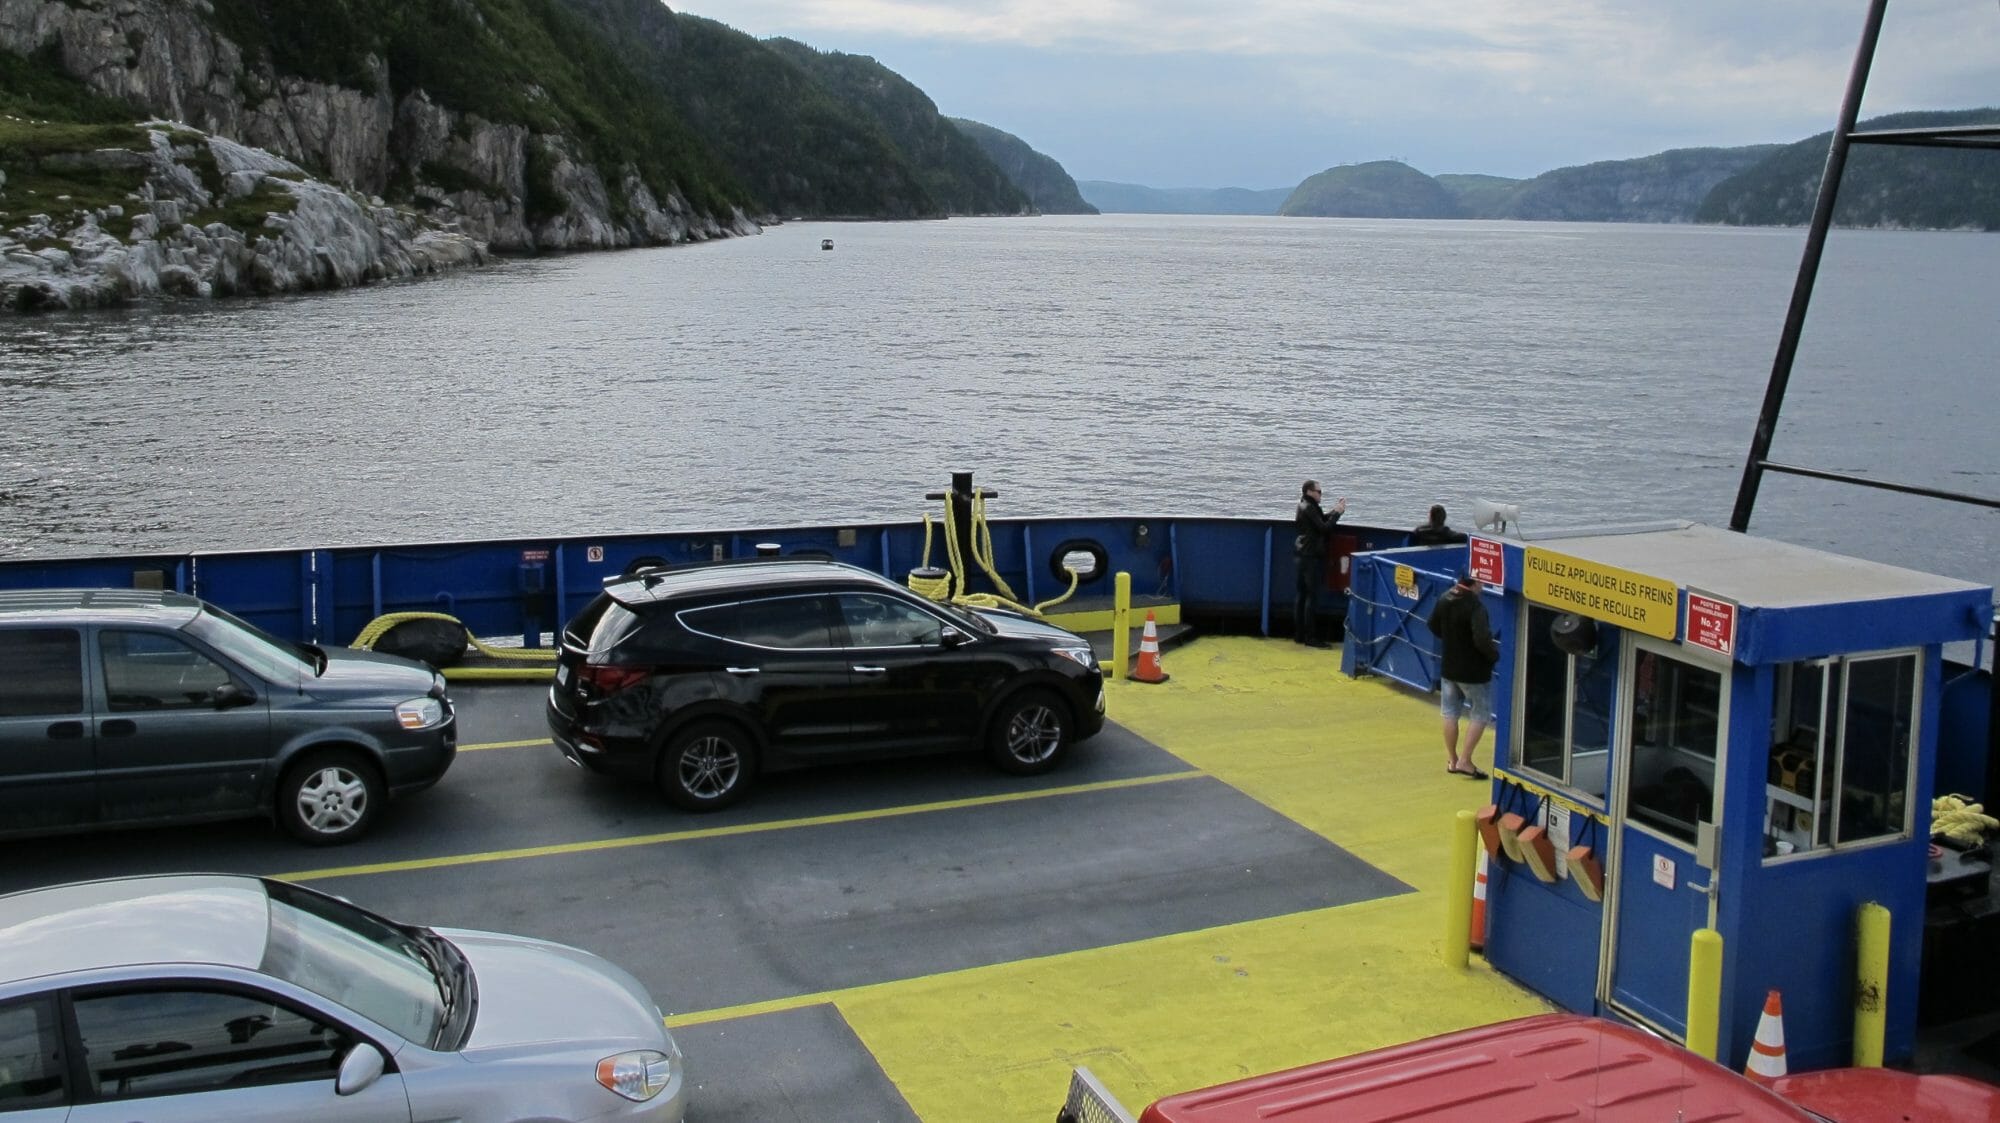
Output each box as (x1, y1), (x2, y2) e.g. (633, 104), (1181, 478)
(350, 611), (556, 680)
(905, 497), (1077, 615)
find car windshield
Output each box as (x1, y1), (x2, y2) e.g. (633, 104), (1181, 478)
(259, 881), (447, 1047)
(930, 599), (996, 634)
(185, 606), (316, 681)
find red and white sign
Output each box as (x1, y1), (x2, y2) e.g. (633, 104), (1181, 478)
(586, 545), (605, 563)
(1468, 536), (1505, 587)
(520, 548), (551, 564)
(1686, 591), (1737, 657)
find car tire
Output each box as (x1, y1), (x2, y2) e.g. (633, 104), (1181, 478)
(987, 689), (1071, 775)
(278, 750), (384, 845)
(658, 720), (757, 811)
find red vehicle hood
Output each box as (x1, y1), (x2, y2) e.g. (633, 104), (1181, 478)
(1770, 1068), (2000, 1122)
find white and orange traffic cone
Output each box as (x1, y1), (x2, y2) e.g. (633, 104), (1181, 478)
(1469, 848), (1489, 952)
(1744, 990), (1788, 1083)
(1133, 611), (1170, 684)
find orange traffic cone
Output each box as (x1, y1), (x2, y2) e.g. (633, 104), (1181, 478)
(1745, 990), (1788, 1083)
(1133, 611), (1170, 684)
(1469, 848), (1489, 951)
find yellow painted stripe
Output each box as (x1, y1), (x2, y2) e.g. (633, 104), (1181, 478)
(457, 737), (549, 753)
(844, 637), (1552, 1122)
(276, 771), (1202, 884)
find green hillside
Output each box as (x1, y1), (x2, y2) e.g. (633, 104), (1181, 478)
(761, 41), (1027, 215)
(1497, 146), (1780, 223)
(949, 118), (1096, 214)
(1279, 161), (1462, 219)
(1436, 174), (1523, 216)
(1697, 109), (2000, 229)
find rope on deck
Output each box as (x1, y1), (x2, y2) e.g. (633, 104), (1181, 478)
(350, 611), (556, 681)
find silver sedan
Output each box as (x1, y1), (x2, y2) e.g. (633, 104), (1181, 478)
(0, 874), (685, 1121)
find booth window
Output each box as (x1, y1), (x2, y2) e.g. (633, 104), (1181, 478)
(1626, 649), (1722, 844)
(1764, 652), (1918, 858)
(1516, 604), (1614, 800)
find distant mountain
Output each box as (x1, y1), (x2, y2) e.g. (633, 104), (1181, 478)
(1078, 181), (1290, 215)
(1280, 161), (1462, 219)
(1490, 146), (1781, 222)
(760, 38), (1028, 216)
(1435, 174), (1523, 216)
(947, 118), (1095, 214)
(1697, 109), (2000, 229)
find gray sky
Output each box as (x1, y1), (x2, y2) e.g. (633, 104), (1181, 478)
(674, 0), (1998, 187)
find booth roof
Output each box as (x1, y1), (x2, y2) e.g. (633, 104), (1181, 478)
(1526, 522), (1989, 610)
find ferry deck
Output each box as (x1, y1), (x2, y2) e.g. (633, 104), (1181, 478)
(4, 635), (1989, 1121)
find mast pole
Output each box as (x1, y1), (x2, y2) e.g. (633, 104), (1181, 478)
(1728, 0), (1890, 532)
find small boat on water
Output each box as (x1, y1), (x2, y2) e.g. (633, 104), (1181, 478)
(821, 237), (834, 250)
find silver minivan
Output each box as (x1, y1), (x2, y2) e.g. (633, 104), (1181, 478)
(0, 588), (455, 844)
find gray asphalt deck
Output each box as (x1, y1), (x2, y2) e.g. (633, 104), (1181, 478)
(0, 681), (1410, 1121)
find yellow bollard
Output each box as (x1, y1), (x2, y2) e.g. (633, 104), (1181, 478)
(1111, 572), (1131, 681)
(1443, 810), (1476, 968)
(1685, 928), (1723, 1061)
(1854, 901), (1890, 1067)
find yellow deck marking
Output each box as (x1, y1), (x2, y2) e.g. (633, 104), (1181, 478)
(275, 771), (1200, 883)
(832, 636), (1552, 1122)
(456, 737), (548, 752)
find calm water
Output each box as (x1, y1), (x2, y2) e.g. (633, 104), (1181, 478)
(2, 215), (1997, 594)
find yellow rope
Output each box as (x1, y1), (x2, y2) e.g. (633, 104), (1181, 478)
(349, 611), (557, 663)
(914, 492), (1079, 617)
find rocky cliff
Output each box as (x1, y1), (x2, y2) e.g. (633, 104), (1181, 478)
(0, 0), (764, 310)
(2, 120), (488, 311)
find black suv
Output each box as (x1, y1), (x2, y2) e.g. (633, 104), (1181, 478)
(547, 558), (1106, 809)
(0, 588), (456, 845)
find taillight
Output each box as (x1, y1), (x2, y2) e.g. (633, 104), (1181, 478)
(578, 663), (650, 695)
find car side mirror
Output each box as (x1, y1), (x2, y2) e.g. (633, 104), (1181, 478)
(938, 626), (970, 648)
(212, 682), (257, 709)
(336, 1042), (386, 1096)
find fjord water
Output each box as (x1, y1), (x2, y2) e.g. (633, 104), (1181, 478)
(2, 214), (1996, 594)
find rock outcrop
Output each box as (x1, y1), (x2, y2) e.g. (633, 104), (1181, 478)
(0, 0), (762, 311)
(1, 124), (488, 311)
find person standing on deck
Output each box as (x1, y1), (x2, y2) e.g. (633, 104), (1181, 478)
(1293, 480), (1345, 647)
(1428, 570), (1498, 778)
(1410, 504), (1468, 546)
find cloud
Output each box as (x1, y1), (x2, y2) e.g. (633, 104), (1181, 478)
(676, 0), (2000, 183)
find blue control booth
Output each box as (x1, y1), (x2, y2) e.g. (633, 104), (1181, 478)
(1357, 522), (1992, 1072)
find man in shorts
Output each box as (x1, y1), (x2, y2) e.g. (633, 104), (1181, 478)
(1427, 569), (1499, 778)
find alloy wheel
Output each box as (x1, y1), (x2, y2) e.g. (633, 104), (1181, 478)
(679, 735), (742, 799)
(1004, 704), (1062, 765)
(295, 765), (370, 834)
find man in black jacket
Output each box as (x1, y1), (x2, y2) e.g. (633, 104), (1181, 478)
(1293, 479), (1346, 647)
(1410, 504), (1468, 546)
(1427, 570), (1499, 777)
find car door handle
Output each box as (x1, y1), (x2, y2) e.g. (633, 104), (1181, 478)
(852, 665), (886, 674)
(101, 719), (138, 737)
(46, 720), (84, 740)
(724, 667), (760, 676)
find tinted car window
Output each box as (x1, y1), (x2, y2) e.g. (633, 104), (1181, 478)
(99, 630), (236, 712)
(681, 595), (835, 649)
(0, 998), (63, 1108)
(569, 597), (646, 655)
(72, 988), (343, 1099)
(839, 594), (946, 647)
(0, 628), (84, 718)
